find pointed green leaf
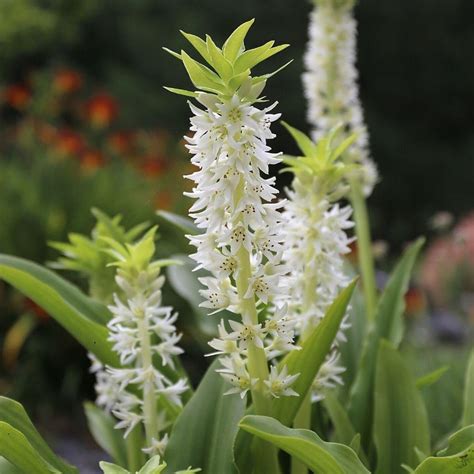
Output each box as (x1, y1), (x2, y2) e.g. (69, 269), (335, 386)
(206, 35), (233, 81)
(0, 255), (119, 367)
(239, 415), (369, 474)
(462, 349), (474, 426)
(348, 238), (425, 445)
(282, 122), (317, 157)
(0, 422), (59, 474)
(162, 47), (182, 60)
(0, 397), (78, 473)
(156, 211), (199, 236)
(233, 41), (274, 73)
(413, 425), (474, 473)
(138, 455), (167, 474)
(271, 280), (357, 425)
(84, 403), (127, 467)
(181, 50), (224, 93)
(180, 31), (211, 63)
(223, 19), (255, 62)
(164, 359), (245, 474)
(99, 461), (129, 474)
(163, 87), (198, 98)
(416, 365), (449, 389)
(323, 393), (357, 445)
(373, 341), (430, 474)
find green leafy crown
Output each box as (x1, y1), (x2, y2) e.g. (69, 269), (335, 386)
(164, 19), (291, 101)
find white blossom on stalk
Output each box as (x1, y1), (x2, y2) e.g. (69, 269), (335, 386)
(279, 125), (355, 401)
(165, 20), (299, 400)
(303, 0), (377, 195)
(101, 229), (187, 455)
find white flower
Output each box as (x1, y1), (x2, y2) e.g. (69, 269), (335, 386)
(142, 433), (169, 456)
(184, 90), (299, 398)
(264, 365), (300, 398)
(312, 352), (346, 402)
(303, 1), (377, 195)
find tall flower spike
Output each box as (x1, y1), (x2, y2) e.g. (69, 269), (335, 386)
(165, 20), (299, 408)
(279, 124), (355, 401)
(102, 227), (187, 456)
(303, 0), (377, 196)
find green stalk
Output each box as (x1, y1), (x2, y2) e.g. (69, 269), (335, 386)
(138, 313), (159, 451)
(126, 425), (144, 471)
(234, 179), (281, 474)
(350, 181), (377, 322)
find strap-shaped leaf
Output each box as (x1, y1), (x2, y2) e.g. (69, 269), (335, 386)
(462, 349), (474, 426)
(0, 255), (119, 367)
(84, 402), (127, 467)
(348, 238), (424, 445)
(223, 19), (255, 62)
(282, 122), (317, 157)
(373, 341), (430, 474)
(181, 51), (223, 93)
(416, 365), (449, 389)
(180, 31), (211, 63)
(0, 422), (58, 474)
(233, 41), (274, 73)
(271, 279), (357, 426)
(0, 397), (78, 473)
(239, 415), (369, 474)
(164, 359), (245, 474)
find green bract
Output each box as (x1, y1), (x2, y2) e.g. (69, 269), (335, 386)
(164, 19), (290, 101)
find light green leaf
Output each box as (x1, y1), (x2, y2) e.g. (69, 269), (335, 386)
(164, 359), (245, 474)
(348, 238), (424, 445)
(373, 341), (430, 474)
(0, 422), (59, 474)
(181, 50), (223, 93)
(138, 455), (167, 474)
(0, 255), (119, 367)
(239, 415), (369, 474)
(282, 121), (317, 157)
(233, 41), (274, 73)
(462, 349), (474, 426)
(413, 425), (474, 473)
(163, 87), (198, 98)
(156, 211), (199, 236)
(416, 365), (449, 389)
(323, 393), (357, 445)
(206, 35), (233, 81)
(84, 402), (127, 467)
(0, 397), (77, 473)
(0, 458), (23, 474)
(271, 280), (357, 426)
(223, 19), (255, 62)
(180, 31), (211, 63)
(99, 461), (129, 474)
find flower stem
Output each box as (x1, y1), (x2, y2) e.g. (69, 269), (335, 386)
(138, 315), (158, 452)
(350, 182), (377, 322)
(126, 425), (144, 471)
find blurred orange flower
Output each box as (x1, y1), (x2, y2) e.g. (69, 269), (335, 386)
(80, 149), (105, 172)
(405, 287), (426, 316)
(54, 129), (85, 157)
(108, 131), (135, 155)
(23, 298), (49, 322)
(84, 93), (119, 128)
(53, 69), (83, 94)
(154, 190), (173, 210)
(4, 84), (31, 110)
(140, 156), (167, 177)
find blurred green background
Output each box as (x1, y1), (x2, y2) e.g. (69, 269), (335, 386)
(0, 0), (473, 450)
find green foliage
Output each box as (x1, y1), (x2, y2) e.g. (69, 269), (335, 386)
(373, 341), (430, 473)
(462, 349), (474, 427)
(411, 425), (474, 473)
(164, 359), (244, 474)
(0, 396), (78, 473)
(165, 19), (290, 100)
(239, 415), (369, 473)
(100, 455), (168, 474)
(348, 238), (424, 446)
(50, 209), (149, 302)
(0, 254), (119, 366)
(271, 280), (357, 426)
(84, 402), (128, 468)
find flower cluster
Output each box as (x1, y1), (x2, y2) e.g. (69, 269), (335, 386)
(303, 0), (377, 195)
(167, 21), (300, 400)
(279, 125), (355, 401)
(99, 229), (187, 455)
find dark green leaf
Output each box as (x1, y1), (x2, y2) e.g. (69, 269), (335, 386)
(164, 359), (245, 474)
(239, 415), (369, 474)
(462, 349), (474, 426)
(373, 341), (430, 474)
(0, 255), (119, 367)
